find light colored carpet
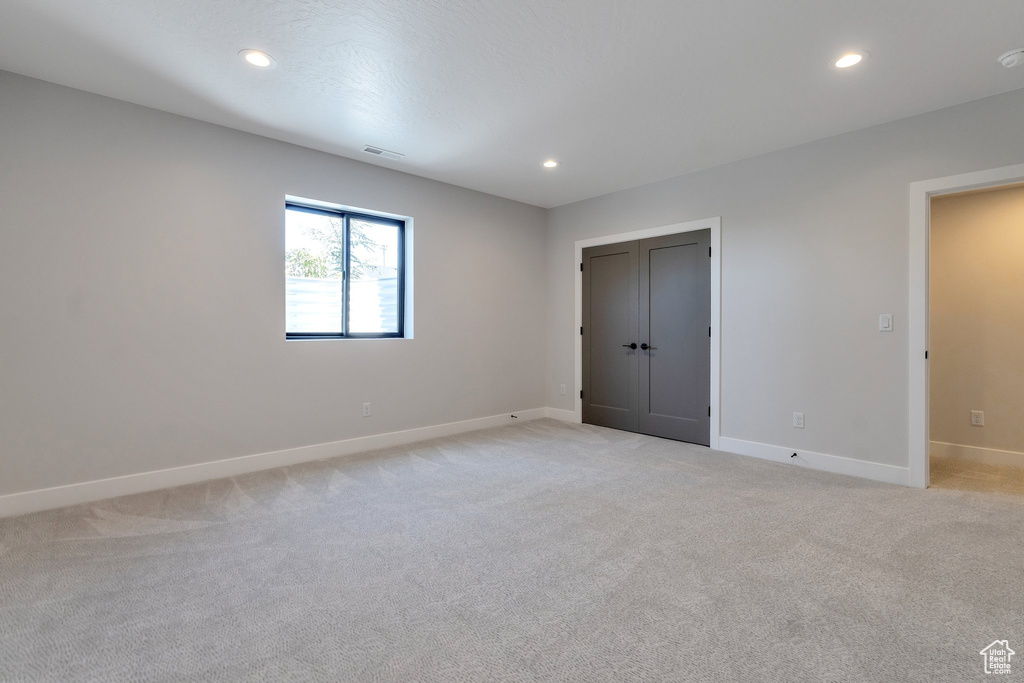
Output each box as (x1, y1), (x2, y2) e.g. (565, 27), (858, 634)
(931, 455), (1024, 496)
(1, 419), (1022, 682)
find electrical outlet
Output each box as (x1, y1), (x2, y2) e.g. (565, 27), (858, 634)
(793, 412), (805, 429)
(971, 410), (984, 426)
(559, 384), (566, 396)
(362, 403), (371, 418)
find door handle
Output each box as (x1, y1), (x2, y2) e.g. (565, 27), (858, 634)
(622, 343), (637, 350)
(641, 343), (656, 350)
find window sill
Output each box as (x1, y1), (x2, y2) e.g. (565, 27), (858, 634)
(286, 335), (410, 341)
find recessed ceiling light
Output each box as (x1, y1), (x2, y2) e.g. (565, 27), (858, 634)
(542, 160), (559, 168)
(998, 48), (1024, 69)
(239, 49), (276, 69)
(834, 52), (865, 69)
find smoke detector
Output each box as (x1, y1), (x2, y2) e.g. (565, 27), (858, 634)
(362, 145), (404, 161)
(998, 49), (1024, 69)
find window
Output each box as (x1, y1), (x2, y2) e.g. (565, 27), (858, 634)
(285, 203), (405, 338)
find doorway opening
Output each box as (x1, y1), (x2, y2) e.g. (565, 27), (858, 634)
(574, 217), (721, 449)
(927, 183), (1024, 495)
(909, 163), (1024, 488)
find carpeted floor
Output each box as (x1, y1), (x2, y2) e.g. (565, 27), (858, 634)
(1, 419), (1022, 682)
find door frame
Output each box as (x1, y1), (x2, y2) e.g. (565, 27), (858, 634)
(574, 216), (722, 449)
(908, 162), (1024, 488)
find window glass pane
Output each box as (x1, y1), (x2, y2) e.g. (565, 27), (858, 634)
(285, 209), (344, 334)
(349, 218), (400, 334)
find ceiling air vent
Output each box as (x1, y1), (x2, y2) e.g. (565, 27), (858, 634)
(362, 145), (405, 161)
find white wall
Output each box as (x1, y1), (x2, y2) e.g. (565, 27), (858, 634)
(545, 88), (1024, 470)
(930, 185), (1024, 459)
(0, 71), (547, 497)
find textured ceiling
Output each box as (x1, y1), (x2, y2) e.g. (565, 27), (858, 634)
(1, 0), (1023, 207)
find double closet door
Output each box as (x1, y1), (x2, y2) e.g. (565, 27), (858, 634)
(582, 230), (711, 445)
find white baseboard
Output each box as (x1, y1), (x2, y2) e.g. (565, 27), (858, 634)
(0, 408), (551, 519)
(543, 407), (578, 422)
(718, 437), (911, 486)
(930, 441), (1024, 469)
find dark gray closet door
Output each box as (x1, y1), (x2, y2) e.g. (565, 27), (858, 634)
(637, 230), (711, 445)
(582, 241), (639, 432)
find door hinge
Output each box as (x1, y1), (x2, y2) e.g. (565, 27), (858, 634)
(709, 247), (712, 257)
(580, 389), (584, 399)
(580, 262), (583, 271)
(580, 326), (583, 336)
(925, 351), (929, 359)
(708, 406), (711, 417)
(709, 326), (712, 337)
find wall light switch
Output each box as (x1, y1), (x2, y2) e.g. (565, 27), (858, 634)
(879, 314), (893, 332)
(559, 384), (566, 396)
